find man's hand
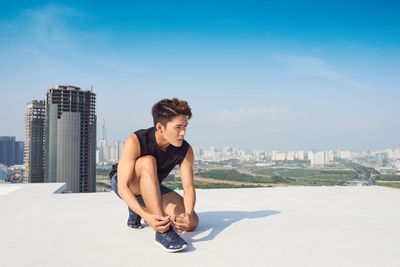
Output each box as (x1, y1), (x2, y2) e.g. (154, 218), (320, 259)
(171, 212), (198, 232)
(144, 214), (170, 233)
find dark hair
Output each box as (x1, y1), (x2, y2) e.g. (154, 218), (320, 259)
(152, 98), (192, 126)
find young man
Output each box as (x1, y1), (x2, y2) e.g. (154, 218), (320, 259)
(110, 98), (198, 253)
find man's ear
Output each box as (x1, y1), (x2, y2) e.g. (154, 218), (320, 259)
(156, 122), (164, 132)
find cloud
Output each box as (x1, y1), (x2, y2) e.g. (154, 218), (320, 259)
(193, 106), (289, 135)
(263, 128), (279, 134)
(217, 107), (288, 122)
(282, 55), (341, 78)
(277, 54), (367, 88)
(1, 5), (88, 52)
(191, 107), (290, 148)
(337, 119), (379, 130)
(0, 4), (144, 88)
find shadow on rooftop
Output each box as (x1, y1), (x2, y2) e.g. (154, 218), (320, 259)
(181, 210), (280, 252)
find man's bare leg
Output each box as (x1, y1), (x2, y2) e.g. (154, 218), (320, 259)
(135, 155), (164, 217)
(130, 155), (174, 233)
(128, 156), (196, 235)
(133, 156), (188, 251)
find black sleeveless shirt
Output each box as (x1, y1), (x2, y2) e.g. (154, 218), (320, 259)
(135, 127), (190, 183)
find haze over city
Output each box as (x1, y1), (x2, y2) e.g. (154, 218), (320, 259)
(1, 1), (399, 151)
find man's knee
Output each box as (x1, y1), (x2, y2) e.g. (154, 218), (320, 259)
(136, 155), (157, 165)
(135, 155), (157, 177)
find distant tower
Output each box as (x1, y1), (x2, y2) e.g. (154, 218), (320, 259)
(98, 118), (108, 163)
(44, 85), (97, 193)
(101, 119), (106, 141)
(24, 100), (45, 183)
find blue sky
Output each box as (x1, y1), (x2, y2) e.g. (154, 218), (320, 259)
(0, 0), (399, 151)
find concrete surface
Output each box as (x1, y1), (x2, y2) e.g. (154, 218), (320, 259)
(0, 183), (399, 267)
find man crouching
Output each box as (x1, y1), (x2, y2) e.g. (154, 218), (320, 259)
(110, 98), (198, 252)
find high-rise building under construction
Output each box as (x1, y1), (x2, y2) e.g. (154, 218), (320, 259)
(24, 100), (45, 183)
(44, 85), (96, 193)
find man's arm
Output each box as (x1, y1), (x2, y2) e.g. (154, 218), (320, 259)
(172, 146), (198, 232)
(180, 146), (196, 214)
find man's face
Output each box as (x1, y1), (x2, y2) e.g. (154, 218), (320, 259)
(160, 115), (188, 147)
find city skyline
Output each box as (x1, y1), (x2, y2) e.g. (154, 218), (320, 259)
(4, 134), (398, 165)
(1, 1), (399, 150)
(97, 135), (400, 155)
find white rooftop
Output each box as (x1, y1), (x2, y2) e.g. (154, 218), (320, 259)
(1, 183), (399, 267)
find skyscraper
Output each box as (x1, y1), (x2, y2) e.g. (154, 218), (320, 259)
(24, 100), (45, 183)
(0, 136), (24, 167)
(44, 85), (96, 193)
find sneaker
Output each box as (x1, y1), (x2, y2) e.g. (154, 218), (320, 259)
(155, 226), (188, 252)
(127, 208), (142, 229)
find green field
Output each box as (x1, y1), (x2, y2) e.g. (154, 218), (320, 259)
(377, 182), (400, 189)
(253, 168), (355, 178)
(164, 180), (262, 190)
(253, 168), (357, 186)
(196, 168), (357, 186)
(377, 175), (400, 181)
(97, 165), (362, 189)
(196, 169), (274, 183)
